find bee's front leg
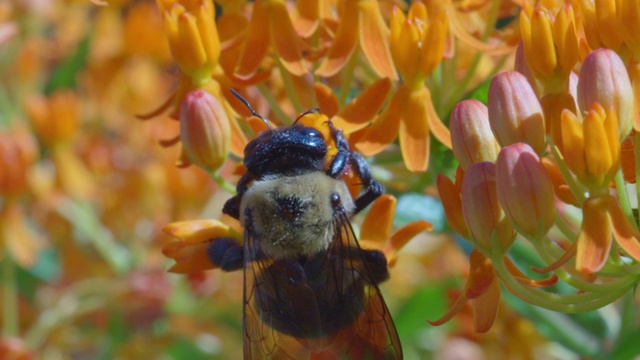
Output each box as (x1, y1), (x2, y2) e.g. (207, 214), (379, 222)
(207, 237), (244, 271)
(350, 152), (383, 214)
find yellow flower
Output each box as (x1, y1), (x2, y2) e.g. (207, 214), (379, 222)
(560, 102), (619, 194)
(519, 3), (579, 91)
(156, 0), (220, 82)
(315, 0), (397, 80)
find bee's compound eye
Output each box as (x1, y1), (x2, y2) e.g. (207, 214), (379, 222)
(330, 192), (340, 208)
(301, 127), (322, 138)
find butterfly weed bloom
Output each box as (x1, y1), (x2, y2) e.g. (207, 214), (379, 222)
(355, 2), (451, 172)
(520, 3), (580, 148)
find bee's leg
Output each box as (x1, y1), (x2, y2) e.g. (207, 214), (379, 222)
(360, 249), (390, 285)
(350, 152), (383, 214)
(207, 237), (244, 271)
(326, 121), (350, 178)
(222, 174), (254, 219)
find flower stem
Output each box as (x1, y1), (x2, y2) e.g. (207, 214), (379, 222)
(277, 59), (304, 114)
(550, 141), (586, 204)
(2, 256), (18, 337)
(615, 170), (638, 232)
(257, 83), (291, 125)
(209, 171), (236, 194)
(338, 53), (358, 106)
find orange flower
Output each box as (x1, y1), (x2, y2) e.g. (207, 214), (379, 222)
(162, 219), (242, 273)
(315, 0), (397, 80)
(429, 250), (557, 333)
(234, 0), (308, 79)
(357, 194), (432, 267)
(353, 3), (451, 172)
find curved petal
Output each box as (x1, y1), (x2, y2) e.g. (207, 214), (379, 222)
(504, 257), (558, 287)
(313, 82), (340, 117)
(471, 277), (500, 333)
(386, 220), (432, 267)
(427, 291), (468, 326)
(425, 88), (451, 148)
(235, 0), (270, 79)
(334, 77), (392, 133)
(358, 0), (398, 80)
(354, 89), (402, 156)
(576, 196), (612, 273)
(315, 0), (359, 77)
(360, 194), (396, 247)
(163, 219), (233, 242)
(399, 87), (431, 172)
(269, 0), (308, 76)
(606, 195), (640, 262)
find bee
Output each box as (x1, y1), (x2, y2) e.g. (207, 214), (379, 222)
(208, 90), (402, 359)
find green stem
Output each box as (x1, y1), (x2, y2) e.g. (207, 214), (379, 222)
(209, 171), (236, 194)
(615, 170), (638, 232)
(55, 198), (131, 274)
(338, 53), (358, 106)
(2, 256), (18, 337)
(277, 59), (304, 114)
(533, 238), (637, 292)
(635, 131), (640, 215)
(490, 252), (629, 311)
(257, 84), (291, 125)
(553, 212), (578, 241)
(550, 141), (586, 204)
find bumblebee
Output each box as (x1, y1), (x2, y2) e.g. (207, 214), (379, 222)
(208, 92), (402, 359)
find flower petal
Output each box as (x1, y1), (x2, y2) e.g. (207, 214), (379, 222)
(576, 196), (612, 273)
(269, 0), (308, 76)
(315, 0), (358, 77)
(360, 194), (396, 248)
(400, 87), (431, 172)
(313, 82), (340, 118)
(471, 277), (500, 333)
(358, 0), (398, 80)
(333, 77), (391, 133)
(606, 195), (640, 262)
(355, 88), (403, 156)
(386, 220), (432, 267)
(235, 0), (270, 79)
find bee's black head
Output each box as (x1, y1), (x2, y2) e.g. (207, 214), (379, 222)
(244, 124), (328, 176)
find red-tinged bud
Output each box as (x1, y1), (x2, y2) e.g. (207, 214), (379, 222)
(496, 143), (555, 240)
(450, 100), (500, 170)
(179, 90), (231, 172)
(577, 48), (633, 139)
(488, 71), (546, 155)
(461, 162), (515, 251)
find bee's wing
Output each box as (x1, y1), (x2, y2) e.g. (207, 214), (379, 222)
(322, 212), (403, 359)
(242, 210), (402, 360)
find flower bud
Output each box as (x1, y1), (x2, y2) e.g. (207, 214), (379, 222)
(461, 162), (514, 251)
(496, 143), (555, 240)
(577, 48), (634, 139)
(488, 71), (546, 155)
(179, 90), (231, 172)
(450, 100), (500, 170)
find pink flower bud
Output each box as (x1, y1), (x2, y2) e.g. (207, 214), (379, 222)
(578, 48), (633, 139)
(180, 90), (231, 172)
(461, 162), (514, 250)
(496, 143), (555, 240)
(450, 100), (500, 170)
(488, 71), (546, 155)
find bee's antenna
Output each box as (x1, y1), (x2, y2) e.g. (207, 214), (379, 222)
(230, 89), (272, 129)
(293, 107), (320, 124)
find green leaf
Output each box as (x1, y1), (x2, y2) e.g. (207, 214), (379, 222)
(45, 36), (90, 93)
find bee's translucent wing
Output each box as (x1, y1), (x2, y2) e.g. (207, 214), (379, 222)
(242, 210), (402, 359)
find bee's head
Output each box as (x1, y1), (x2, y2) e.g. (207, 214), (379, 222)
(244, 124), (328, 176)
